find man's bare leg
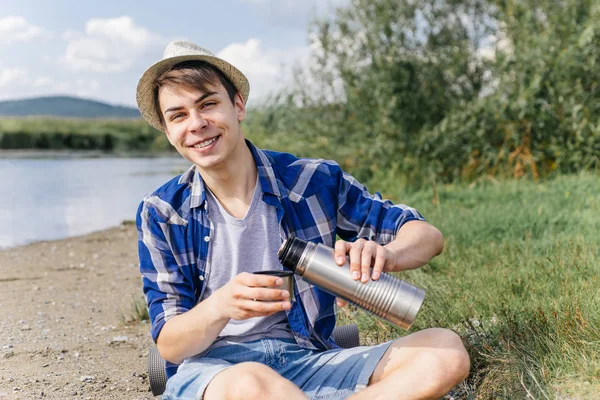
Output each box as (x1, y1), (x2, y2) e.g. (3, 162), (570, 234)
(349, 328), (470, 400)
(204, 361), (308, 400)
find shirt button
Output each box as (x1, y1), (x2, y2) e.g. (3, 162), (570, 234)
(199, 275), (204, 281)
(204, 236), (210, 242)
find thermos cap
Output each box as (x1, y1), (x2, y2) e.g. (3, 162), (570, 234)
(278, 237), (307, 272)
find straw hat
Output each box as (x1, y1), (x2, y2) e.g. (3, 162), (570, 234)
(136, 40), (250, 132)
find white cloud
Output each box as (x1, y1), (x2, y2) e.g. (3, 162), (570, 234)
(86, 17), (155, 47)
(240, 0), (349, 28)
(0, 67), (29, 87)
(32, 76), (52, 87)
(0, 16), (51, 46)
(0, 66), (99, 101)
(60, 16), (166, 73)
(74, 78), (101, 98)
(241, 0), (348, 13)
(217, 38), (310, 104)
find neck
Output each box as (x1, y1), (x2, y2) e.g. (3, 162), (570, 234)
(199, 139), (257, 204)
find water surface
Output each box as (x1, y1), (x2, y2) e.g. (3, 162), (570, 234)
(0, 155), (190, 249)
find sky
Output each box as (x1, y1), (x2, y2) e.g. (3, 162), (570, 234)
(0, 0), (348, 108)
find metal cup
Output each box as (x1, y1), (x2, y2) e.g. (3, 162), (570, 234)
(252, 270), (295, 302)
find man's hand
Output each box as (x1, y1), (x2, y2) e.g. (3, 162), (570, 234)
(213, 272), (292, 320)
(332, 222), (443, 306)
(334, 238), (395, 284)
(336, 298), (349, 307)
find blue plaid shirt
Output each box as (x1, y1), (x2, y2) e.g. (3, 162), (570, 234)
(137, 140), (425, 378)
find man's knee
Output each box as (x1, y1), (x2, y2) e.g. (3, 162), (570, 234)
(376, 328), (470, 387)
(413, 328), (470, 386)
(205, 362), (288, 400)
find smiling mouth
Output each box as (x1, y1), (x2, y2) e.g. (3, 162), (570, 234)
(189, 135), (221, 149)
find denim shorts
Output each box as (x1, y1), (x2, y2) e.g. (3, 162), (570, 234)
(162, 337), (394, 400)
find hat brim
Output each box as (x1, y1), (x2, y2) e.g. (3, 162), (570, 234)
(136, 54), (250, 132)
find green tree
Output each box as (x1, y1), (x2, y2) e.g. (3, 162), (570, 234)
(256, 0), (495, 183)
(246, 0), (600, 186)
(422, 0), (600, 180)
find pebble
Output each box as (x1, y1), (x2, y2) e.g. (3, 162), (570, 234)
(111, 336), (129, 343)
(79, 375), (94, 383)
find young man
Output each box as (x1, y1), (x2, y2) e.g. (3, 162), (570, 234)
(136, 40), (470, 400)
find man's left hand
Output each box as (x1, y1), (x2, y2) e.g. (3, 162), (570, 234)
(334, 238), (395, 284)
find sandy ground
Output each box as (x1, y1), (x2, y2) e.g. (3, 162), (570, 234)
(0, 223), (154, 400)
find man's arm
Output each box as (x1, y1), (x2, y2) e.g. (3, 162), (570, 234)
(384, 220), (444, 272)
(156, 295), (228, 364)
(332, 162), (442, 281)
(157, 272), (291, 364)
(334, 220), (443, 283)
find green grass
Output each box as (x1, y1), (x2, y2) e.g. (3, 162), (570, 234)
(337, 172), (600, 399)
(119, 294), (150, 325)
(0, 117), (171, 152)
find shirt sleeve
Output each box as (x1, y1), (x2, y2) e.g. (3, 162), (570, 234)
(334, 166), (426, 244)
(136, 200), (196, 343)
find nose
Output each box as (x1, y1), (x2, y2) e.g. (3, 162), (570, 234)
(188, 111), (208, 132)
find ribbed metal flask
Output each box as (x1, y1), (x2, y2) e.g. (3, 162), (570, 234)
(278, 237), (425, 330)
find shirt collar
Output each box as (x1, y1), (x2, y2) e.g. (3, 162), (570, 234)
(182, 139), (282, 209)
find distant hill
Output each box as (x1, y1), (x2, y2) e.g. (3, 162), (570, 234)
(0, 96), (141, 118)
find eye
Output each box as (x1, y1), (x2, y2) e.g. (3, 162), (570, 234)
(170, 113), (184, 121)
(202, 101), (216, 109)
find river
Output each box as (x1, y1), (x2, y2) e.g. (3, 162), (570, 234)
(0, 154), (190, 249)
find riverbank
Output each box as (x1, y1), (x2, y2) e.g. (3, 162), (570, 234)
(0, 222), (153, 400)
(1, 173), (598, 399)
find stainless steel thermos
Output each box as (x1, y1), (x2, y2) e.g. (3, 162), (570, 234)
(278, 237), (426, 330)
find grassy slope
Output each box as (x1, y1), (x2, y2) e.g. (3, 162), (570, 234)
(0, 117), (169, 151)
(337, 173), (600, 399)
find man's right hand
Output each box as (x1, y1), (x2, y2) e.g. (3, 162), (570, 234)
(213, 272), (292, 320)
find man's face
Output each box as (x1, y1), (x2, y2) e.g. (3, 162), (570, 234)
(158, 82), (246, 172)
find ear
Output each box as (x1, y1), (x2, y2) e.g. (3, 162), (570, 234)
(234, 92), (246, 122)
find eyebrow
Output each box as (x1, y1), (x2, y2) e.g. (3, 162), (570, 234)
(164, 91), (218, 115)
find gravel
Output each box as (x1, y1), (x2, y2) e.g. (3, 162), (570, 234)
(0, 224), (154, 399)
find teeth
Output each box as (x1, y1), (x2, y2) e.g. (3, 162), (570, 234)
(193, 136), (218, 149)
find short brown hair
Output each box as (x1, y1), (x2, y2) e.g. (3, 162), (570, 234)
(154, 61), (238, 127)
